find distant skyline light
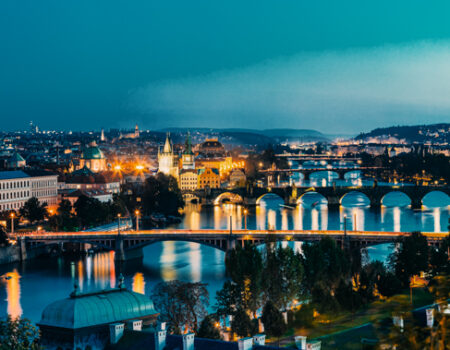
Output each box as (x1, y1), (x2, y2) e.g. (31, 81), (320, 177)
(1, 0), (450, 132)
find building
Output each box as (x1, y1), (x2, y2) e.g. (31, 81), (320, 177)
(0, 170), (58, 212)
(158, 133), (179, 179)
(7, 152), (26, 169)
(179, 169), (198, 191)
(181, 132), (195, 170)
(197, 168), (220, 189)
(108, 330), (286, 350)
(61, 189), (113, 205)
(38, 279), (158, 350)
(79, 142), (107, 172)
(229, 168), (246, 188)
(196, 138), (226, 157)
(62, 167), (121, 194)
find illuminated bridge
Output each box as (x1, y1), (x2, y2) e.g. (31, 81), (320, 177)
(12, 229), (448, 261)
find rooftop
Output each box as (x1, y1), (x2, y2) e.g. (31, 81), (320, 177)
(39, 286), (157, 330)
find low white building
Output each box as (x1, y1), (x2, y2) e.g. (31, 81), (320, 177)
(0, 169), (58, 212)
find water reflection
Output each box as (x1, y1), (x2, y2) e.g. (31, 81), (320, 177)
(4, 270), (22, 319)
(132, 272), (145, 294)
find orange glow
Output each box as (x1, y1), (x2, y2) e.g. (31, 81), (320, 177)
(135, 164), (144, 171)
(114, 164), (122, 171)
(5, 270), (22, 319)
(132, 272), (145, 294)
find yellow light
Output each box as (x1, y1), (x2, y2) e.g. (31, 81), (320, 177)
(135, 164), (144, 170)
(37, 226), (42, 231)
(10, 213), (15, 218)
(117, 213), (121, 218)
(135, 210), (140, 216)
(114, 165), (122, 171)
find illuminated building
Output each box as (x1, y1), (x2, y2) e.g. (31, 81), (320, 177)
(181, 132), (195, 170)
(197, 168), (220, 189)
(229, 168), (246, 188)
(158, 133), (179, 179)
(0, 169), (58, 211)
(78, 142), (107, 172)
(179, 169), (198, 191)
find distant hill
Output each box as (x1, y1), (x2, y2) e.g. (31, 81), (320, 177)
(355, 123), (450, 143)
(159, 127), (328, 144)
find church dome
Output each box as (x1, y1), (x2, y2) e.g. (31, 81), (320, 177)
(81, 145), (105, 160)
(39, 287), (157, 329)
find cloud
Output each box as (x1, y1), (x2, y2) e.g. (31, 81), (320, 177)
(128, 41), (450, 133)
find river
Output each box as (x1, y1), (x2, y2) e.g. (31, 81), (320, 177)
(0, 173), (448, 323)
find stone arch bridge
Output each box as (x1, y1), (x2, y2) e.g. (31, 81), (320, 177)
(185, 185), (450, 209)
(13, 229), (448, 262)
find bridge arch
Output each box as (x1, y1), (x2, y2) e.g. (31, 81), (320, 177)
(214, 192), (244, 205)
(340, 191), (371, 207)
(256, 192), (284, 205)
(422, 190), (450, 208)
(183, 193), (201, 204)
(381, 191), (412, 207)
(296, 191), (328, 207)
(309, 170), (340, 179)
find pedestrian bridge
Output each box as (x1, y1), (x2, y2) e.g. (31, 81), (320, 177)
(12, 229), (448, 261)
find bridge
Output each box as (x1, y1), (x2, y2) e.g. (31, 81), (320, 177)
(12, 229), (448, 262)
(186, 185), (450, 209)
(261, 166), (382, 180)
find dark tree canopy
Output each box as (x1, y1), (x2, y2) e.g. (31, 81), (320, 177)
(151, 280), (209, 334)
(0, 316), (42, 350)
(19, 197), (47, 224)
(197, 315), (221, 340)
(143, 173), (184, 216)
(261, 301), (287, 339)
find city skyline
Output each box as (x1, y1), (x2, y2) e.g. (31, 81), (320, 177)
(2, 1), (450, 132)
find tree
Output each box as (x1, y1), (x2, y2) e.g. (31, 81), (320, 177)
(261, 301), (287, 344)
(143, 173), (184, 216)
(197, 315), (221, 339)
(390, 232), (429, 287)
(231, 308), (254, 338)
(263, 244), (303, 310)
(225, 244), (264, 316)
(49, 200), (78, 231)
(215, 281), (239, 321)
(151, 280), (209, 334)
(19, 197), (47, 224)
(0, 226), (9, 247)
(0, 316), (42, 350)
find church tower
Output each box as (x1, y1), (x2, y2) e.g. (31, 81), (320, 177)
(182, 132), (195, 170)
(134, 124), (140, 138)
(158, 133), (179, 179)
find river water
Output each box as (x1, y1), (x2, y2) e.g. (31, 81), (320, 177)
(0, 171), (448, 323)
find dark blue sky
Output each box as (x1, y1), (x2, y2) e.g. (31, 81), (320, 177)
(1, 1), (450, 132)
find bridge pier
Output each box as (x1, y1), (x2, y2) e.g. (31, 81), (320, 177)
(115, 236), (125, 261)
(19, 237), (27, 261)
(410, 198), (422, 210)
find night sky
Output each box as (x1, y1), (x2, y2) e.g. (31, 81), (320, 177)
(1, 0), (450, 132)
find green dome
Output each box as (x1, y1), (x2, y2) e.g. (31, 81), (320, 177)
(39, 288), (157, 329)
(81, 146), (105, 160)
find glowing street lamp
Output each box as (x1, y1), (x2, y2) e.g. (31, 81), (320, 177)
(117, 213), (121, 236)
(135, 164), (144, 171)
(10, 213), (15, 234)
(243, 208), (248, 230)
(114, 164), (122, 171)
(135, 210), (140, 231)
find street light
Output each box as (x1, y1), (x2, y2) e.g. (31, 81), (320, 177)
(117, 213), (121, 236)
(10, 213), (15, 234)
(135, 210), (140, 231)
(243, 208), (248, 230)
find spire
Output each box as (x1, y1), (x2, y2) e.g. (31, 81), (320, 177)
(163, 133), (172, 153)
(183, 132), (193, 155)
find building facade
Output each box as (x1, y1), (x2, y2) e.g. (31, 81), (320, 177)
(158, 133), (179, 179)
(0, 170), (58, 212)
(179, 169), (198, 191)
(79, 142), (107, 172)
(197, 168), (220, 189)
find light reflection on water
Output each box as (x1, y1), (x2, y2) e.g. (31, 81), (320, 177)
(0, 186), (448, 323)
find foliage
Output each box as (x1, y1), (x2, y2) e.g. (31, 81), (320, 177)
(225, 244), (263, 316)
(214, 281), (240, 318)
(263, 244), (303, 310)
(19, 197), (47, 224)
(73, 195), (126, 229)
(143, 173), (184, 216)
(197, 315), (221, 339)
(231, 308), (254, 338)
(0, 226), (9, 247)
(151, 280), (209, 334)
(389, 232), (429, 287)
(261, 301), (287, 340)
(293, 304), (315, 329)
(0, 315), (42, 350)
(48, 200), (78, 231)
(377, 271), (403, 298)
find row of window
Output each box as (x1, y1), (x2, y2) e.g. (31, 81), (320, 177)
(32, 179), (57, 189)
(0, 180), (30, 190)
(0, 191), (30, 200)
(0, 201), (24, 211)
